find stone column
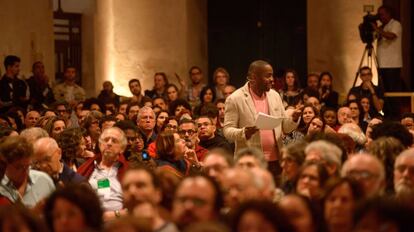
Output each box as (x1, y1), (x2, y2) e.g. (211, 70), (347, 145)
(94, 0), (207, 97)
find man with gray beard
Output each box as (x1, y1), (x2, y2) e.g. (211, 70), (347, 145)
(77, 127), (129, 220)
(394, 148), (414, 199)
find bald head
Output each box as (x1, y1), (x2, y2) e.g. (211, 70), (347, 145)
(32, 137), (62, 177)
(221, 168), (261, 209)
(24, 110), (40, 128)
(341, 153), (385, 197)
(247, 60), (270, 79)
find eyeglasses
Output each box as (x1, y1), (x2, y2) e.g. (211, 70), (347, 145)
(346, 170), (379, 180)
(32, 156), (52, 167)
(395, 165), (414, 176)
(175, 196), (207, 207)
(166, 124), (177, 129)
(140, 115), (154, 120)
(360, 72), (372, 76)
(178, 129), (196, 136)
(101, 136), (121, 144)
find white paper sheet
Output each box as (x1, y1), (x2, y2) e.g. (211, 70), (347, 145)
(255, 112), (288, 130)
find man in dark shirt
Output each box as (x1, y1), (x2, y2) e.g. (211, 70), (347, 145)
(349, 66), (384, 114)
(137, 106), (157, 149)
(196, 115), (232, 153)
(0, 55), (29, 113)
(26, 61), (55, 111)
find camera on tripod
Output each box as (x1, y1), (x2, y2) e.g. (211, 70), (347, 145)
(352, 5), (382, 89)
(358, 5), (379, 45)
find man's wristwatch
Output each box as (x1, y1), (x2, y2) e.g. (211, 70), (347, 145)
(115, 210), (121, 218)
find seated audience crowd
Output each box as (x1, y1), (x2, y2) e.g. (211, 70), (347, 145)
(1, 54), (414, 232)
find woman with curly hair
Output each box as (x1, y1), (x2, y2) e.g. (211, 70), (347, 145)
(193, 86), (216, 118)
(44, 184), (103, 232)
(56, 127), (91, 170)
(169, 99), (192, 117)
(82, 110), (103, 152)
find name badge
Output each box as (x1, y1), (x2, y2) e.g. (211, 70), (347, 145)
(97, 178), (110, 199)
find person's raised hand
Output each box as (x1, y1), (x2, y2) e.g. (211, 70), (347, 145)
(175, 72), (186, 88)
(291, 104), (304, 122)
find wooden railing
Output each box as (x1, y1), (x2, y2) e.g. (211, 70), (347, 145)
(384, 92), (414, 111)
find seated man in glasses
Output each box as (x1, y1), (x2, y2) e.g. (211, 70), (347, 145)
(172, 174), (223, 230)
(77, 126), (129, 220)
(196, 115), (232, 153)
(341, 153), (385, 197)
(178, 118), (208, 162)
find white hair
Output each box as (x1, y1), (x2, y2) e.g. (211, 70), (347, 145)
(99, 126), (127, 151)
(20, 127), (49, 144)
(305, 140), (342, 168)
(137, 106), (155, 120)
(235, 147), (268, 169)
(338, 123), (367, 145)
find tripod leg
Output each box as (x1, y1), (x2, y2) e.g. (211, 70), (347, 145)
(370, 48), (385, 91)
(352, 47), (368, 87)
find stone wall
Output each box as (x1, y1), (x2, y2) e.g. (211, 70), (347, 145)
(94, 0), (208, 97)
(0, 0), (54, 82)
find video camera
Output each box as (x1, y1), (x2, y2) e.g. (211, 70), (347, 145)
(359, 12), (379, 45)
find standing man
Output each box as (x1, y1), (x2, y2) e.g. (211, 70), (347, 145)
(0, 55), (29, 113)
(375, 5), (403, 92)
(223, 60), (300, 176)
(185, 66), (206, 107)
(53, 66), (86, 108)
(128, 79), (151, 106)
(26, 61), (55, 111)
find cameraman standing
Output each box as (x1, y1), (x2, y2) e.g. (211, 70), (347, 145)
(374, 5), (403, 92)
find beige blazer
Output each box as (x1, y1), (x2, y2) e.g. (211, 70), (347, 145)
(223, 82), (298, 157)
